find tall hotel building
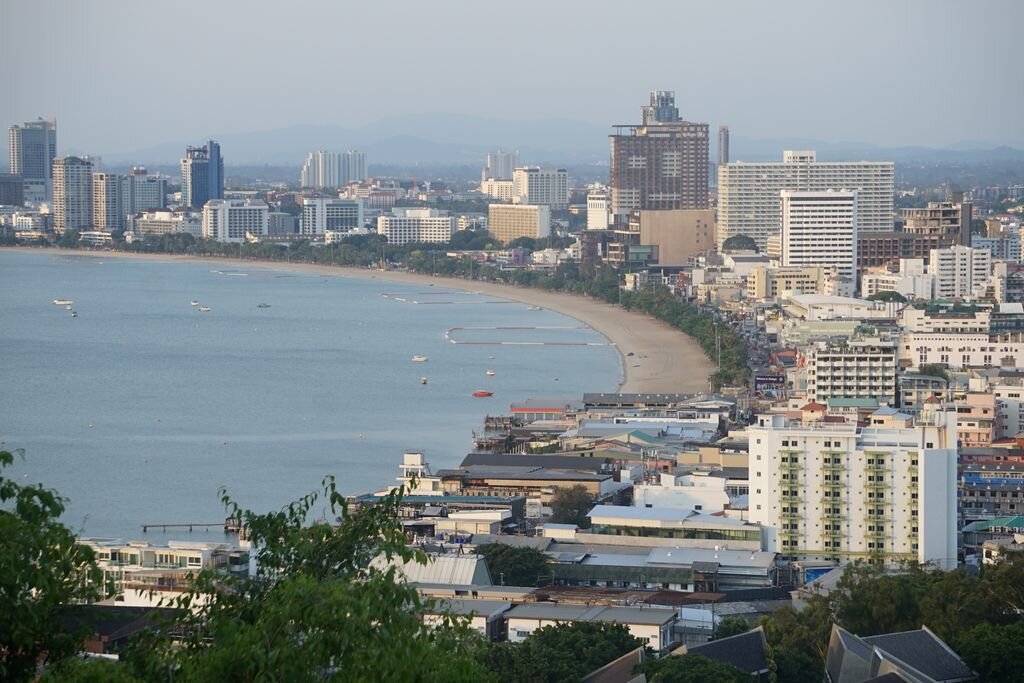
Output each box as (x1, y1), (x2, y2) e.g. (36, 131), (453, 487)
(202, 199), (268, 243)
(781, 189), (858, 283)
(609, 91), (709, 223)
(512, 167), (568, 210)
(717, 151), (893, 251)
(300, 198), (364, 236)
(748, 403), (957, 569)
(376, 208), (454, 246)
(53, 156), (94, 233)
(482, 150), (519, 181)
(300, 150), (367, 189)
(92, 172), (132, 232)
(8, 117), (57, 202)
(488, 204), (551, 243)
(181, 141), (224, 209)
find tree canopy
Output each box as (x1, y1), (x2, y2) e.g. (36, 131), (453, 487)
(721, 234), (758, 253)
(475, 543), (550, 587)
(866, 290), (908, 303)
(0, 450), (103, 683)
(549, 485), (594, 528)
(641, 653), (750, 682)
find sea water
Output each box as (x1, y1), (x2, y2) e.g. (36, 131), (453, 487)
(0, 251), (619, 540)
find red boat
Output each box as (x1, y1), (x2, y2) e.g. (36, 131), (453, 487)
(472, 390), (494, 398)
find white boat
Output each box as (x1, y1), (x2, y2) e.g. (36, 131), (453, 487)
(64, 305), (73, 310)
(53, 299), (73, 306)
(70, 311), (78, 317)
(420, 377), (428, 385)
(190, 300), (200, 306)
(485, 370), (496, 377)
(198, 306), (211, 312)
(411, 355), (428, 362)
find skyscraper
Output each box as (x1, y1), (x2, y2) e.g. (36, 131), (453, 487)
(609, 91), (709, 223)
(8, 118), (57, 202)
(718, 126), (729, 165)
(52, 156), (94, 233)
(180, 141), (224, 209)
(129, 167), (168, 212)
(300, 150), (368, 189)
(482, 150), (519, 182)
(92, 172), (132, 232)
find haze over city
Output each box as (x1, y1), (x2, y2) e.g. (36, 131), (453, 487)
(2, 0), (1023, 162)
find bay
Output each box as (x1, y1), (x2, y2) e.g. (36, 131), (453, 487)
(0, 250), (619, 541)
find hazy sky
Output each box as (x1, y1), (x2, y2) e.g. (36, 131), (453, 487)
(2, 0), (1022, 155)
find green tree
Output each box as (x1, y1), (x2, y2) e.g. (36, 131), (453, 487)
(475, 543), (550, 587)
(57, 230), (80, 248)
(917, 363), (950, 381)
(549, 485), (594, 528)
(956, 621), (1024, 683)
(866, 290), (908, 303)
(478, 622), (642, 683)
(40, 658), (143, 683)
(714, 616), (750, 639)
(758, 596), (833, 662)
(0, 450), (103, 683)
(642, 653), (750, 682)
(721, 234), (758, 253)
(122, 478), (491, 682)
(771, 647), (824, 683)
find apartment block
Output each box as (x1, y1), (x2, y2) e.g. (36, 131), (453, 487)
(717, 151), (893, 251)
(746, 266), (825, 299)
(488, 204), (551, 244)
(900, 201), (971, 248)
(377, 208), (454, 245)
(806, 336), (898, 405)
(928, 245), (992, 300)
(131, 210), (202, 238)
(479, 179), (515, 202)
(300, 198), (364, 236)
(202, 199), (268, 243)
(52, 156), (94, 233)
(92, 172), (132, 232)
(512, 167), (568, 210)
(781, 189), (858, 283)
(300, 150), (367, 189)
(748, 405), (957, 568)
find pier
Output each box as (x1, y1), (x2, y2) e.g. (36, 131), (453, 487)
(142, 517), (241, 534)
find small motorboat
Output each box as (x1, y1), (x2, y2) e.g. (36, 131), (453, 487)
(485, 370), (496, 377)
(257, 303), (271, 308)
(190, 300), (200, 306)
(420, 377), (428, 385)
(70, 311), (78, 318)
(411, 355), (428, 362)
(65, 305), (73, 310)
(53, 299), (73, 306)
(472, 390), (493, 398)
(198, 306), (211, 312)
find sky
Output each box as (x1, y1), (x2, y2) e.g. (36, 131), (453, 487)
(2, 0), (1022, 157)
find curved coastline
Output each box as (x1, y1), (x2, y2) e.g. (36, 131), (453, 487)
(5, 247), (715, 393)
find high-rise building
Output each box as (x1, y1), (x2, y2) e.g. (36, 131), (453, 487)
(488, 204), (551, 243)
(300, 150), (368, 189)
(129, 167), (168, 212)
(52, 156), (93, 233)
(92, 172), (132, 232)
(748, 404), (957, 569)
(717, 125), (729, 165)
(586, 193), (610, 230)
(806, 336), (898, 405)
(8, 118), (56, 202)
(781, 189), (858, 284)
(181, 141), (224, 209)
(0, 173), (24, 206)
(609, 91), (709, 222)
(928, 245), (992, 300)
(300, 198), (364, 236)
(717, 151), (893, 251)
(202, 199), (268, 243)
(478, 179), (515, 202)
(376, 208), (453, 246)
(900, 201), (972, 249)
(482, 150), (519, 181)
(512, 167), (568, 210)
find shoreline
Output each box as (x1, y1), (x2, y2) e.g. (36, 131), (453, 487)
(4, 246), (714, 393)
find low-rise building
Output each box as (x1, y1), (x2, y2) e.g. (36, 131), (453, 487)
(504, 603), (678, 652)
(746, 265), (825, 299)
(806, 336), (898, 405)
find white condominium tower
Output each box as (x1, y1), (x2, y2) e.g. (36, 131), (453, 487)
(781, 189), (858, 282)
(928, 245), (992, 300)
(300, 150), (368, 189)
(52, 156), (94, 233)
(92, 172), (132, 232)
(376, 208), (454, 246)
(717, 150), (893, 251)
(482, 150), (519, 181)
(202, 199), (269, 243)
(748, 403), (957, 569)
(512, 167), (568, 211)
(300, 198), (364, 236)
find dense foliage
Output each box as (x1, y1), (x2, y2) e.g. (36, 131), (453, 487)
(478, 622), (642, 683)
(641, 653), (751, 683)
(721, 234), (758, 253)
(549, 485), (594, 528)
(475, 543), (551, 587)
(0, 450), (103, 683)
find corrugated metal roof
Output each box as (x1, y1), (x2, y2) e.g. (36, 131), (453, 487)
(378, 554), (492, 586)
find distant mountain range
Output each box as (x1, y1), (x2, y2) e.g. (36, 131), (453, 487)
(96, 113), (1024, 168)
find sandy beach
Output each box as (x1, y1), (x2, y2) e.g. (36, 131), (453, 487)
(6, 247), (715, 393)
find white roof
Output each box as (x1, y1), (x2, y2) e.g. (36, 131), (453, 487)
(790, 294), (872, 306)
(588, 505), (753, 527)
(374, 553), (492, 586)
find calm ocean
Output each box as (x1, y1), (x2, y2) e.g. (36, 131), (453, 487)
(0, 250), (619, 540)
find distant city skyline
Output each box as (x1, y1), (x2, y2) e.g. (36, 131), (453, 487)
(2, 0), (1022, 159)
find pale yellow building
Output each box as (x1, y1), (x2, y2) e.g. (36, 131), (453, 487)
(746, 265), (825, 299)
(631, 208), (715, 264)
(488, 204), (550, 244)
